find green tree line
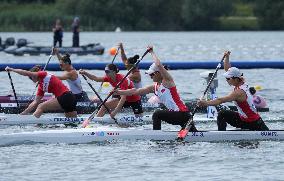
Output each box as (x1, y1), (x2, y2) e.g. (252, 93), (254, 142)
(0, 0), (283, 31)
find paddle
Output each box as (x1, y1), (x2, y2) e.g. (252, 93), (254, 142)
(98, 46), (120, 93)
(25, 49), (54, 109)
(7, 71), (19, 110)
(176, 53), (227, 141)
(81, 74), (117, 123)
(81, 48), (151, 128)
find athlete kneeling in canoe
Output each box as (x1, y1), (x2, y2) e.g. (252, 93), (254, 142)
(53, 48), (89, 102)
(114, 46), (197, 131)
(197, 51), (269, 131)
(79, 64), (143, 118)
(5, 65), (77, 118)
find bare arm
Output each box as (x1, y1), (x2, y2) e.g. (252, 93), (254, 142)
(118, 43), (128, 64)
(53, 48), (62, 61)
(79, 69), (104, 82)
(115, 85), (155, 96)
(149, 49), (173, 81)
(56, 70), (78, 81)
(148, 46), (175, 87)
(5, 67), (37, 78)
(198, 89), (246, 106)
(206, 94), (236, 106)
(223, 51), (231, 71)
(20, 96), (43, 115)
(56, 72), (71, 80)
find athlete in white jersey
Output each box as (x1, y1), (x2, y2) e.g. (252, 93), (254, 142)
(114, 46), (197, 131)
(53, 48), (89, 102)
(198, 51), (269, 131)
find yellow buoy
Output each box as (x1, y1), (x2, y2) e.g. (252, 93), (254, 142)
(102, 82), (110, 87)
(254, 85), (263, 91)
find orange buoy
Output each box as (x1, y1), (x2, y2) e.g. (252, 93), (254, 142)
(109, 47), (117, 56)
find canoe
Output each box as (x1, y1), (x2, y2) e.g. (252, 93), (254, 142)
(0, 127), (282, 146)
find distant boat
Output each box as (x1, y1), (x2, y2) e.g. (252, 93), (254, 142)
(4, 43), (105, 56)
(2, 37), (104, 56)
(115, 27), (121, 32)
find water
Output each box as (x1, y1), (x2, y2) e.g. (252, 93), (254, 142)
(0, 31), (284, 180)
(1, 31), (284, 63)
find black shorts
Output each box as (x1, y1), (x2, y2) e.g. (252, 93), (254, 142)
(74, 91), (90, 102)
(152, 110), (197, 131)
(123, 100), (143, 115)
(57, 91), (77, 113)
(112, 95), (121, 99)
(217, 110), (269, 131)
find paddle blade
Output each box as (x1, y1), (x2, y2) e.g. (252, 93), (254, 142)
(176, 117), (193, 141)
(81, 118), (91, 128)
(178, 129), (188, 140)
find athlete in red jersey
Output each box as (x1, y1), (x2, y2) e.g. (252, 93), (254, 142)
(79, 64), (143, 118)
(118, 43), (148, 102)
(5, 65), (77, 118)
(114, 46), (197, 131)
(197, 51), (269, 131)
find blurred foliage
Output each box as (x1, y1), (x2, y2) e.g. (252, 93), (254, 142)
(253, 0), (284, 30)
(0, 0), (283, 31)
(181, 0), (233, 30)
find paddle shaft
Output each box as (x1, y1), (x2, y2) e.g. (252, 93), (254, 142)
(112, 46), (120, 64)
(193, 59), (225, 116)
(81, 74), (116, 122)
(7, 71), (19, 108)
(177, 54), (226, 140)
(85, 49), (150, 122)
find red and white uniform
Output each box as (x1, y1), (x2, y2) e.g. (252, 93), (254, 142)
(37, 71), (69, 97)
(103, 74), (140, 102)
(234, 83), (260, 122)
(154, 83), (188, 112)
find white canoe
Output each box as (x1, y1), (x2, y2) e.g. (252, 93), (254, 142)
(0, 127), (283, 146)
(0, 114), (215, 126)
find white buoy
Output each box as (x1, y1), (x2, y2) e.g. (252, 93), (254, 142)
(115, 27), (121, 33)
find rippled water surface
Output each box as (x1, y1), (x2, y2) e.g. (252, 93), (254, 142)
(0, 32), (284, 180)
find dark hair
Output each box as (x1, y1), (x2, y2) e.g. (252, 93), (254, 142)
(29, 65), (42, 72)
(61, 53), (71, 64)
(249, 87), (256, 95)
(106, 63), (119, 73)
(127, 55), (139, 65)
(163, 65), (169, 70)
